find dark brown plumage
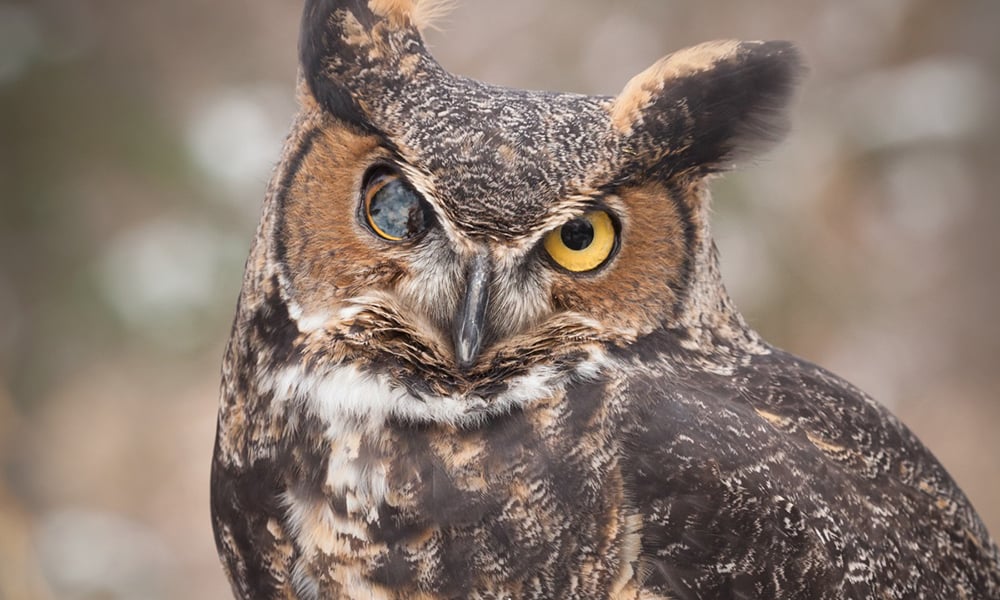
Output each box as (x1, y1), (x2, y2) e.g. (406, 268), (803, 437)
(211, 1), (1000, 598)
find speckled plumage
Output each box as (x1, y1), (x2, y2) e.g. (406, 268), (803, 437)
(211, 1), (1000, 598)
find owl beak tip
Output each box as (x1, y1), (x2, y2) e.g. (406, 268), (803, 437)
(454, 336), (481, 371)
(454, 311), (485, 371)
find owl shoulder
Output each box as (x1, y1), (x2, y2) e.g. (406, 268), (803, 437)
(612, 332), (999, 596)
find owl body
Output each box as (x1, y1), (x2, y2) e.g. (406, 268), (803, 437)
(211, 1), (1000, 598)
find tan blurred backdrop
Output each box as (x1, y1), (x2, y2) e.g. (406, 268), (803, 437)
(0, 0), (997, 597)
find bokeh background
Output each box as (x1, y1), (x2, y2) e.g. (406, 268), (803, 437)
(1, 0), (997, 597)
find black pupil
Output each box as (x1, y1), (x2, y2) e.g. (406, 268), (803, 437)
(560, 218), (594, 251)
(369, 178), (428, 239)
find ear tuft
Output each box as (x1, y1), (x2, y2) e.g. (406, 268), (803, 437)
(614, 40), (806, 176)
(299, 0), (444, 131)
(411, 0), (458, 32)
(367, 0), (456, 32)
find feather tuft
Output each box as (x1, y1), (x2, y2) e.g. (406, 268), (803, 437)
(368, 0), (457, 32)
(411, 0), (458, 31)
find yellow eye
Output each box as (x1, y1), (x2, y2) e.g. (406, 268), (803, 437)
(543, 210), (618, 273)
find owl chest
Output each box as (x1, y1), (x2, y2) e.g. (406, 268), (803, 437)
(281, 380), (639, 598)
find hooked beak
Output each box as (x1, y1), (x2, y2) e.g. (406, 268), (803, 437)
(453, 251), (492, 370)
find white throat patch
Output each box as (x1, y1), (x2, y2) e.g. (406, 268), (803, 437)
(259, 348), (608, 430)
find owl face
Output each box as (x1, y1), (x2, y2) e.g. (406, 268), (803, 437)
(264, 0), (802, 401)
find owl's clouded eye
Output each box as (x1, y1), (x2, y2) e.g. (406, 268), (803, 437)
(361, 169), (434, 242)
(543, 210), (619, 273)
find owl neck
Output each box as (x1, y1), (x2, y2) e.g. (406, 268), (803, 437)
(670, 195), (763, 353)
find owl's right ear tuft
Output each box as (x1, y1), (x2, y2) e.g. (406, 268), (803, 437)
(613, 40), (806, 177)
(300, 0), (379, 129)
(299, 0), (440, 131)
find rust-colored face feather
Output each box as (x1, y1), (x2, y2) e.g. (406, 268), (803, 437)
(212, 3), (1000, 599)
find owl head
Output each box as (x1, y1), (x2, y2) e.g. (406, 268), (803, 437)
(242, 0), (803, 413)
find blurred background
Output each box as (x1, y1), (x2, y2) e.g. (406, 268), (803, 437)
(0, 0), (997, 597)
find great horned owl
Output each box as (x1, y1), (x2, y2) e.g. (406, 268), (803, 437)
(210, 1), (1000, 598)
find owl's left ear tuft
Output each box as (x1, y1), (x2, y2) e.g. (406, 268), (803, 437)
(613, 40), (806, 176)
